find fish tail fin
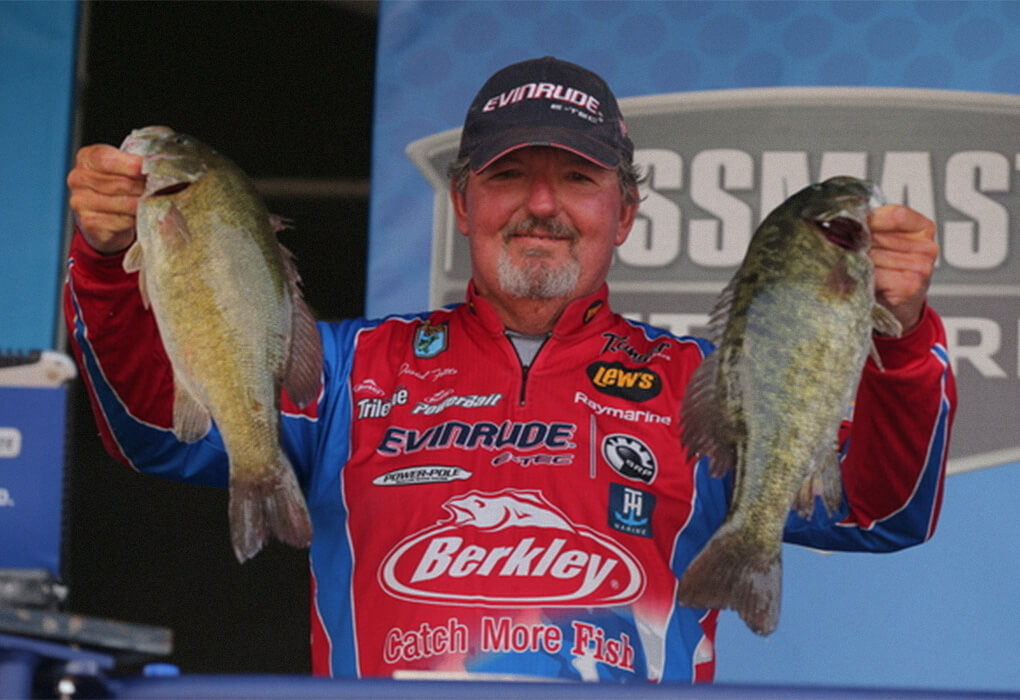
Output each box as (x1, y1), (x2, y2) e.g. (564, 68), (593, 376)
(677, 525), (781, 636)
(229, 451), (313, 563)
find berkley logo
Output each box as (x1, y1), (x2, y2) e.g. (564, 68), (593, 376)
(379, 490), (646, 607)
(587, 362), (661, 401)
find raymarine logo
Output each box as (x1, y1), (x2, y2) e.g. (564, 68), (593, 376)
(379, 490), (645, 607)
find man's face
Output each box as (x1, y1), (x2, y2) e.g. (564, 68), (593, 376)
(451, 146), (638, 307)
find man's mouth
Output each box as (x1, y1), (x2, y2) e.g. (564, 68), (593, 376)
(505, 216), (576, 243)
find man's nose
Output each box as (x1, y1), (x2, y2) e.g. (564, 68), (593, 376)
(525, 175), (559, 218)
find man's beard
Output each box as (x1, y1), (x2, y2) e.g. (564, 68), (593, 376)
(497, 216), (581, 299)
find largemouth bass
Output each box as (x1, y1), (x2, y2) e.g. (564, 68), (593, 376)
(677, 176), (901, 636)
(120, 126), (321, 563)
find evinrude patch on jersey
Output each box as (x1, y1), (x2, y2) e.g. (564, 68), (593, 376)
(373, 465), (472, 486)
(377, 420), (576, 456)
(608, 483), (655, 538)
(602, 434), (657, 483)
(586, 362), (661, 401)
(414, 322), (449, 358)
(379, 489), (646, 606)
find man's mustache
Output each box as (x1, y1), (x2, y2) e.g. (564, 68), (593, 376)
(504, 215), (577, 241)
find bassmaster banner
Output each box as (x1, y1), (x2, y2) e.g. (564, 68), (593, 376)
(370, 1), (1019, 692)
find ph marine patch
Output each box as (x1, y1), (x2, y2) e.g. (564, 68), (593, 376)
(608, 483), (655, 538)
(414, 321), (448, 358)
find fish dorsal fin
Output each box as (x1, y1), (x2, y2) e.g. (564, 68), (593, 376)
(122, 241), (151, 309)
(172, 373), (211, 442)
(680, 275), (741, 478)
(279, 243), (323, 408)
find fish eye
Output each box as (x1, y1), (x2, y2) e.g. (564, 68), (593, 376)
(174, 136), (188, 145)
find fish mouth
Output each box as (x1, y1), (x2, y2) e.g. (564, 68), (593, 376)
(151, 181), (192, 197)
(815, 216), (865, 251)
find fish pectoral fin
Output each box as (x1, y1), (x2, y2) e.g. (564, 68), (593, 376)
(171, 376), (211, 443)
(122, 242), (152, 308)
(871, 304), (902, 338)
(868, 305), (902, 372)
(123, 240), (144, 272)
(157, 202), (193, 246)
(280, 243), (323, 408)
(793, 448), (844, 519)
(269, 214), (294, 233)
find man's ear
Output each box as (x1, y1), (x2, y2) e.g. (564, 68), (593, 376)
(450, 181), (469, 236)
(615, 195), (640, 246)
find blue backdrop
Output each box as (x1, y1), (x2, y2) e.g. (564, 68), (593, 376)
(0, 1), (78, 352)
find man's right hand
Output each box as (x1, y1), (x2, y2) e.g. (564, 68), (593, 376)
(67, 144), (145, 254)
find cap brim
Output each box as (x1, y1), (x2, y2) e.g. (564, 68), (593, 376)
(468, 125), (620, 173)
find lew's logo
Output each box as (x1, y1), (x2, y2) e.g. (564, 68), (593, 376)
(587, 362), (661, 401)
(379, 490), (645, 607)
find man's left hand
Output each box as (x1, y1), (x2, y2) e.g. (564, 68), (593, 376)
(868, 204), (939, 333)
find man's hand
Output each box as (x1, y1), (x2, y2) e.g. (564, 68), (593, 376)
(868, 204), (939, 332)
(67, 144), (145, 254)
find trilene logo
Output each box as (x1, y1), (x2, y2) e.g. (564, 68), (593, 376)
(378, 489), (646, 607)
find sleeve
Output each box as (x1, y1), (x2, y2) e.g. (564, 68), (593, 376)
(783, 304), (957, 552)
(63, 228), (228, 487)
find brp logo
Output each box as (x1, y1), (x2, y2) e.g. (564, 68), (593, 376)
(602, 434), (657, 484)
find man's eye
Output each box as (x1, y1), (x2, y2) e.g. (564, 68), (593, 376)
(489, 169), (521, 180)
(567, 171), (595, 183)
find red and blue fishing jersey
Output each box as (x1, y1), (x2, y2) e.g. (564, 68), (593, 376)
(64, 230), (956, 682)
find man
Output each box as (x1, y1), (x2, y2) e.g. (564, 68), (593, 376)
(65, 57), (955, 682)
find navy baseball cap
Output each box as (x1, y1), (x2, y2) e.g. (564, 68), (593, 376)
(457, 56), (634, 173)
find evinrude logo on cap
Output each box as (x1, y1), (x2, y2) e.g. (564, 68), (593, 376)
(379, 490), (645, 607)
(483, 83), (601, 116)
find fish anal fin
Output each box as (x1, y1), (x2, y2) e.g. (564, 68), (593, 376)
(229, 451), (313, 563)
(172, 375), (211, 443)
(677, 524), (781, 637)
(279, 243), (323, 408)
(794, 447), (844, 519)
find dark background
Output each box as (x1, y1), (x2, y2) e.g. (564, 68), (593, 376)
(64, 1), (378, 674)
